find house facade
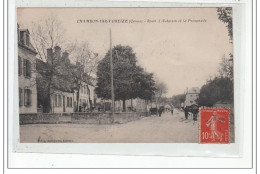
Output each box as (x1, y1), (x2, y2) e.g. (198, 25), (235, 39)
(185, 87), (200, 106)
(76, 82), (95, 112)
(51, 90), (74, 113)
(18, 24), (38, 114)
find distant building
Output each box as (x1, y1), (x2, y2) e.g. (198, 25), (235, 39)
(18, 24), (38, 114)
(185, 87), (200, 106)
(115, 98), (148, 112)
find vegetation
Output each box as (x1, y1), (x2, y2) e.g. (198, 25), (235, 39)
(95, 45), (156, 111)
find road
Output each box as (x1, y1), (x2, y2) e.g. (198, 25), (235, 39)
(20, 109), (199, 143)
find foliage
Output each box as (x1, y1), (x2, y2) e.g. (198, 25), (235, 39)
(152, 81), (168, 106)
(198, 77), (233, 107)
(217, 7), (233, 41)
(171, 94), (186, 108)
(69, 41), (100, 111)
(95, 45), (156, 110)
(218, 54), (233, 80)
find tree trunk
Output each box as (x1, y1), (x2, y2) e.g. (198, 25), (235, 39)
(46, 77), (52, 113)
(123, 99), (126, 112)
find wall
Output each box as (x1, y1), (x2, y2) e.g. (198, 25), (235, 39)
(20, 112), (149, 125)
(185, 93), (199, 106)
(115, 98), (147, 112)
(51, 91), (74, 113)
(18, 45), (37, 114)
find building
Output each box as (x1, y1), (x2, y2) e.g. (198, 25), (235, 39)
(18, 24), (38, 114)
(184, 87), (200, 106)
(76, 81), (95, 112)
(115, 98), (148, 112)
(36, 46), (75, 113)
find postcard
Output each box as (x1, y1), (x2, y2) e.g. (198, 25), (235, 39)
(17, 7), (235, 144)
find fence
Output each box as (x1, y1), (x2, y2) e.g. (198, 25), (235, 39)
(19, 112), (149, 125)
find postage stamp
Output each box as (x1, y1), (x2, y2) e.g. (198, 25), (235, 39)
(199, 108), (230, 144)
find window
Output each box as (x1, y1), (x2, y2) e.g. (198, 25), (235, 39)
(20, 31), (24, 44)
(19, 88), (23, 106)
(18, 57), (22, 76)
(67, 97), (72, 107)
(55, 95), (62, 107)
(24, 89), (32, 106)
(23, 59), (31, 78)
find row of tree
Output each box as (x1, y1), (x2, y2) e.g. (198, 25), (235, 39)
(169, 7), (233, 108)
(198, 7), (233, 107)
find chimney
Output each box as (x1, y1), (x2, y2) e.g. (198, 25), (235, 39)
(47, 48), (53, 64)
(62, 51), (69, 59)
(54, 46), (61, 59)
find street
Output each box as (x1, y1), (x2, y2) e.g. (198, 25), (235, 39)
(20, 109), (199, 143)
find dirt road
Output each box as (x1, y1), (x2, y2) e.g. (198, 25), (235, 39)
(20, 109), (199, 143)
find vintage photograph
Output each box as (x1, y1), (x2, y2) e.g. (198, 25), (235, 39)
(17, 7), (234, 143)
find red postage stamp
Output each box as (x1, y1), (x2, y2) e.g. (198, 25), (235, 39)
(199, 108), (230, 144)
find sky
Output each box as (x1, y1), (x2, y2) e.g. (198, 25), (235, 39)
(17, 8), (233, 97)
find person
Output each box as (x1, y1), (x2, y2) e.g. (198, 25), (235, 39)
(206, 111), (225, 141)
(158, 108), (163, 117)
(171, 108), (173, 115)
(184, 106), (189, 119)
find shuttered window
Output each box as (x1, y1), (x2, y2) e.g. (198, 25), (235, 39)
(66, 97), (72, 107)
(18, 57), (22, 76)
(24, 89), (32, 106)
(19, 88), (23, 106)
(23, 59), (31, 78)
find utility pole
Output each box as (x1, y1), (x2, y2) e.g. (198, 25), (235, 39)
(110, 29), (115, 116)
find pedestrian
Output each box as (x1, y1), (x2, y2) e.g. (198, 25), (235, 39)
(171, 108), (173, 115)
(158, 108), (163, 117)
(184, 107), (189, 119)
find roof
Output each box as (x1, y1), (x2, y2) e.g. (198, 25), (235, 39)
(18, 28), (37, 54)
(36, 59), (74, 93)
(187, 87), (200, 94)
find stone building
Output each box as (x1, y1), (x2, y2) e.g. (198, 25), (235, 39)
(36, 46), (75, 113)
(18, 24), (38, 114)
(184, 87), (200, 106)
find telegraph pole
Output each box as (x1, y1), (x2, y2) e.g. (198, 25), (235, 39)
(110, 29), (115, 116)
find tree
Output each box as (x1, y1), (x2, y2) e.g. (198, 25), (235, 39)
(152, 81), (168, 109)
(198, 77), (233, 107)
(218, 54), (233, 80)
(69, 41), (100, 112)
(29, 14), (67, 113)
(95, 45), (156, 111)
(217, 7), (233, 42)
(36, 48), (74, 112)
(171, 94), (186, 108)
(31, 14), (66, 62)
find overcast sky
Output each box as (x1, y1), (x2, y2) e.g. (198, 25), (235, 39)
(17, 8), (233, 97)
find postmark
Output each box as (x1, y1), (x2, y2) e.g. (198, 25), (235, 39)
(199, 108), (230, 144)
